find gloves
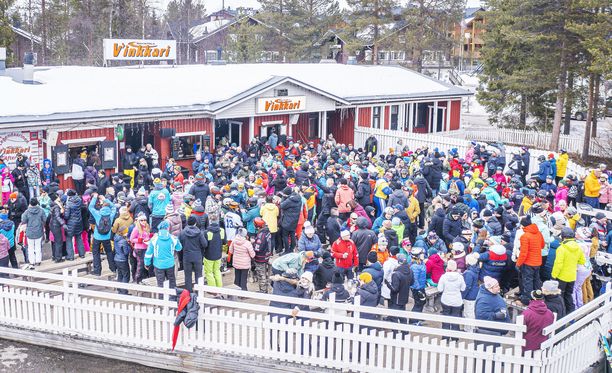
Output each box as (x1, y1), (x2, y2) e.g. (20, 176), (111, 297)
(494, 309), (507, 320)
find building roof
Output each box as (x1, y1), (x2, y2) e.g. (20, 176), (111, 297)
(10, 25), (42, 45)
(190, 19), (233, 41)
(0, 64), (470, 125)
(464, 7), (485, 20)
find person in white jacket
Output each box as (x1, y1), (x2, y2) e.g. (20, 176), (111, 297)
(437, 259), (466, 331)
(380, 246), (400, 304)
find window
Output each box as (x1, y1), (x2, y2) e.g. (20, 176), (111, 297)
(171, 134), (210, 160)
(372, 106), (381, 129)
(378, 51), (386, 61)
(276, 89), (288, 97)
(308, 113), (319, 139)
(390, 105), (399, 130)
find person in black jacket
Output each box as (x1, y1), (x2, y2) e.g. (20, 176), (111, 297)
(48, 193), (66, 262)
(295, 164), (310, 186)
(355, 172), (372, 207)
(64, 191), (85, 258)
(316, 178), (336, 243)
(129, 189), (151, 220)
(189, 173), (210, 203)
(413, 172), (432, 228)
(542, 280), (566, 319)
(429, 205), (446, 239)
(204, 219), (226, 288)
(325, 208), (342, 246)
(280, 187), (302, 254)
(179, 216), (208, 293)
(356, 272), (380, 320)
(442, 207), (463, 245)
(8, 191), (27, 228)
(351, 217), (377, 271)
(385, 254), (414, 323)
(313, 251), (336, 290)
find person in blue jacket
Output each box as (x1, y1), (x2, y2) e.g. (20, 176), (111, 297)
(145, 220), (183, 290)
(409, 247), (427, 315)
(475, 276), (510, 335)
(362, 251), (384, 289)
(0, 209), (16, 268)
(242, 197), (261, 237)
(478, 244), (508, 282)
(113, 225), (131, 295)
(148, 178), (171, 233)
(88, 193), (117, 275)
(462, 253), (481, 331)
(531, 155), (552, 183)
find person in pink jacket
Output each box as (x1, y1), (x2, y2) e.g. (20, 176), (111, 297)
(229, 228), (255, 291)
(130, 213), (151, 283)
(555, 180), (568, 206)
(334, 178), (355, 219)
(598, 176), (612, 209)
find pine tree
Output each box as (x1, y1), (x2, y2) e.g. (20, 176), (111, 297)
(224, 17), (266, 63)
(345, 0), (398, 64)
(0, 0), (15, 64)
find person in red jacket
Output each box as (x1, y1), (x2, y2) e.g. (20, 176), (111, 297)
(517, 216), (545, 306)
(331, 230), (359, 280)
(522, 290), (554, 351)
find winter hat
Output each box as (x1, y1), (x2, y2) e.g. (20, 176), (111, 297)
(300, 271), (313, 283)
(446, 259), (457, 272)
(530, 203), (544, 214)
(384, 207), (394, 215)
(541, 280), (561, 295)
(466, 253), (479, 266)
(340, 230), (351, 238)
(187, 216), (197, 226)
(119, 206), (128, 215)
(282, 187), (293, 196)
(566, 206), (577, 216)
(561, 227), (575, 240)
(193, 199), (204, 211)
(451, 242), (465, 253)
(391, 217), (401, 226)
(367, 251), (378, 264)
(531, 290), (544, 301)
(428, 248), (438, 257)
(483, 276), (498, 290)
(321, 251), (331, 260)
(482, 209), (492, 217)
(378, 236), (388, 247)
(137, 187), (146, 196)
(332, 271), (344, 284)
(397, 254), (407, 264)
(401, 238), (412, 248)
(490, 244), (506, 256)
(359, 272), (373, 284)
(304, 251), (315, 260)
(472, 219), (485, 229)
(195, 173), (205, 181)
(304, 225), (315, 235)
(500, 232), (511, 243)
(594, 212), (606, 220)
(157, 220), (170, 231)
(165, 204), (174, 214)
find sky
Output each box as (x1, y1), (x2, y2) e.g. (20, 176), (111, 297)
(152, 0), (485, 13)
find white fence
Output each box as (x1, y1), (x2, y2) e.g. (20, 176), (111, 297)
(354, 128), (589, 178)
(0, 267), (610, 373)
(458, 126), (609, 159)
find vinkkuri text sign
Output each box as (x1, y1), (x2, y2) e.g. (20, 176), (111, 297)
(256, 96), (306, 114)
(103, 39), (176, 61)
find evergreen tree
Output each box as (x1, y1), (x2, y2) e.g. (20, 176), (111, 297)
(224, 16), (266, 63)
(345, 0), (398, 64)
(0, 0), (15, 64)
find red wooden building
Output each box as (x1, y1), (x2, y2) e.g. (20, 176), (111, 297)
(0, 63), (470, 188)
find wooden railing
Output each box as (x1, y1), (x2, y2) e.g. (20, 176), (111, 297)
(1, 267), (610, 372)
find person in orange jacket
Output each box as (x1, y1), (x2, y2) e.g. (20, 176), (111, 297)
(331, 230), (359, 280)
(517, 215), (545, 306)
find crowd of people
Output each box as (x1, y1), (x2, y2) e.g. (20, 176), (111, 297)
(0, 134), (611, 351)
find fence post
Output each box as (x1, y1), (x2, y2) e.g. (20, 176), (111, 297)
(353, 294), (361, 334)
(514, 315), (525, 346)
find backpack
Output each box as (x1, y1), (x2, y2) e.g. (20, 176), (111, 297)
(97, 215), (112, 235)
(448, 180), (460, 195)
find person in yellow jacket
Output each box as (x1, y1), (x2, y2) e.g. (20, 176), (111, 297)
(564, 206), (581, 230)
(467, 168), (485, 191)
(373, 172), (393, 218)
(583, 169), (602, 208)
(260, 196), (280, 252)
(551, 228), (586, 313)
(555, 150), (568, 183)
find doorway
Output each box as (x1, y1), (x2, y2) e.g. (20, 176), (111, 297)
(123, 122), (157, 151)
(214, 120), (241, 147)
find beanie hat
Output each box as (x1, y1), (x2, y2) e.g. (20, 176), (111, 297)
(304, 225), (315, 235)
(490, 244), (506, 256)
(378, 236), (388, 246)
(389, 246), (400, 256)
(332, 270), (344, 284)
(428, 248), (438, 257)
(321, 251), (331, 260)
(531, 290), (544, 301)
(340, 230), (351, 238)
(367, 251), (378, 264)
(466, 253), (479, 266)
(451, 242), (465, 253)
(391, 217), (401, 226)
(446, 259), (457, 272)
(482, 209), (492, 217)
(137, 187), (146, 196)
(300, 271), (313, 283)
(9, 192), (17, 199)
(542, 280), (561, 295)
(397, 253), (407, 264)
(195, 173), (205, 181)
(165, 204), (174, 214)
(359, 272), (373, 284)
(187, 216), (197, 226)
(157, 220), (170, 231)
(484, 276), (498, 290)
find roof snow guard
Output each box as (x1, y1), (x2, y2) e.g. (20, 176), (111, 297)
(0, 64), (471, 126)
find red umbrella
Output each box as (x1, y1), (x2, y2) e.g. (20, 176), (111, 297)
(171, 289), (191, 351)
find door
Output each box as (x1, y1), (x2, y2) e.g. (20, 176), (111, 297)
(437, 108), (445, 132)
(53, 144), (70, 175)
(100, 140), (118, 170)
(229, 121), (242, 147)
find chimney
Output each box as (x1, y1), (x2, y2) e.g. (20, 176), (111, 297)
(23, 52), (37, 84)
(0, 48), (6, 75)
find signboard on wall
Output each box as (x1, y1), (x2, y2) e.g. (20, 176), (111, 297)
(103, 39), (176, 61)
(256, 96), (306, 114)
(0, 131), (43, 169)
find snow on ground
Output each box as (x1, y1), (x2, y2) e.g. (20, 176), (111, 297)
(0, 64), (460, 118)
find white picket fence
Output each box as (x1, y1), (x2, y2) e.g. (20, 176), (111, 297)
(0, 267), (610, 373)
(354, 128), (589, 178)
(458, 127), (609, 158)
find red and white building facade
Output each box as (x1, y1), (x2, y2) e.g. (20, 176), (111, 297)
(0, 64), (470, 188)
